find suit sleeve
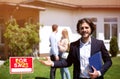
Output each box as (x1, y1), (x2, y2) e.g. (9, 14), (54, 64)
(100, 40), (112, 75)
(54, 43), (73, 68)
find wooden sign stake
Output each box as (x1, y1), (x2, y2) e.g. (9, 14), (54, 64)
(20, 73), (22, 79)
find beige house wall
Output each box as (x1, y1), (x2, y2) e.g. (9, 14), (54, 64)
(39, 5), (120, 53)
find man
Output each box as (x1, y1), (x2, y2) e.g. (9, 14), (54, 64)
(49, 24), (59, 79)
(40, 18), (112, 79)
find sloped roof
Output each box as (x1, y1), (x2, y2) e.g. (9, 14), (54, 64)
(0, 0), (45, 10)
(48, 0), (120, 6)
(0, 0), (26, 3)
(0, 0), (120, 8)
(37, 0), (120, 8)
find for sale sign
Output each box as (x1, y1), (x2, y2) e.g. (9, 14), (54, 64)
(10, 57), (33, 74)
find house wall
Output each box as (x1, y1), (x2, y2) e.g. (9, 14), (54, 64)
(40, 7), (74, 30)
(39, 6), (120, 54)
(39, 7), (79, 54)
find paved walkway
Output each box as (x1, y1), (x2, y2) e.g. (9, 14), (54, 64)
(117, 54), (120, 56)
(0, 60), (5, 66)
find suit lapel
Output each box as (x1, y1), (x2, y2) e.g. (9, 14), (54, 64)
(76, 39), (80, 61)
(91, 37), (97, 56)
(76, 37), (97, 59)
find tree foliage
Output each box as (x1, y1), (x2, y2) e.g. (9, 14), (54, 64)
(4, 18), (40, 56)
(109, 36), (119, 57)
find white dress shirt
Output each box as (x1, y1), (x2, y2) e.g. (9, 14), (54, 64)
(80, 38), (91, 78)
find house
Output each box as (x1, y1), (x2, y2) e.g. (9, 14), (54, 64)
(0, 0), (120, 57)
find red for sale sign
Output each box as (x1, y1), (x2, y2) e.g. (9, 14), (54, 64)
(10, 57), (33, 74)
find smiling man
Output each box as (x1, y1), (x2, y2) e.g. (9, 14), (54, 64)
(40, 18), (112, 79)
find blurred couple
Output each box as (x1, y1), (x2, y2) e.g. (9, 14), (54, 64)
(49, 24), (71, 79)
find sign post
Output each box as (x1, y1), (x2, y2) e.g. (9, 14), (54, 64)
(10, 57), (33, 79)
(20, 73), (22, 79)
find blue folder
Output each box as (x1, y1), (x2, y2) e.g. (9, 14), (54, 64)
(89, 51), (103, 72)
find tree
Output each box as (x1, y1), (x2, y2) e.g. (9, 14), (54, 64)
(109, 36), (119, 57)
(4, 18), (40, 56)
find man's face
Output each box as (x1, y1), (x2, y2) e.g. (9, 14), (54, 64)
(79, 22), (91, 38)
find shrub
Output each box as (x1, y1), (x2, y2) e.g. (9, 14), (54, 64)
(109, 36), (119, 57)
(4, 18), (40, 56)
(3, 59), (9, 66)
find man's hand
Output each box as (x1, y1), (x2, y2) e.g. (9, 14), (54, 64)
(89, 66), (99, 79)
(39, 57), (53, 66)
(55, 55), (59, 61)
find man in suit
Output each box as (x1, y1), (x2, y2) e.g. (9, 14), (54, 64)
(40, 18), (112, 79)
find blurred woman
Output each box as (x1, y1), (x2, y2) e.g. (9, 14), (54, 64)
(58, 29), (71, 79)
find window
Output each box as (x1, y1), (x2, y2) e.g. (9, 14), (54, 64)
(112, 24), (117, 37)
(17, 19), (26, 27)
(0, 17), (5, 54)
(92, 24), (96, 38)
(0, 17), (5, 44)
(91, 18), (97, 38)
(104, 24), (110, 39)
(104, 18), (118, 40)
(17, 17), (34, 27)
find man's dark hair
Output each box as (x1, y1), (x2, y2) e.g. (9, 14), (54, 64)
(76, 18), (95, 34)
(52, 24), (58, 32)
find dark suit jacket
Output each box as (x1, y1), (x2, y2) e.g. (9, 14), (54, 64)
(54, 37), (112, 79)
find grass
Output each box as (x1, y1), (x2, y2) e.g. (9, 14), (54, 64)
(104, 57), (120, 79)
(0, 57), (120, 79)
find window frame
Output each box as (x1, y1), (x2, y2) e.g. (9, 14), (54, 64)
(104, 17), (118, 40)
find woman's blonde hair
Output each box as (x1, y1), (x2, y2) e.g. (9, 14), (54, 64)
(62, 28), (70, 52)
(62, 28), (69, 39)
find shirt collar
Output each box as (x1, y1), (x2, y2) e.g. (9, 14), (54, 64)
(80, 37), (91, 46)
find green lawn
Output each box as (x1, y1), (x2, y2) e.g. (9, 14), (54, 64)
(0, 57), (120, 79)
(104, 57), (120, 79)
